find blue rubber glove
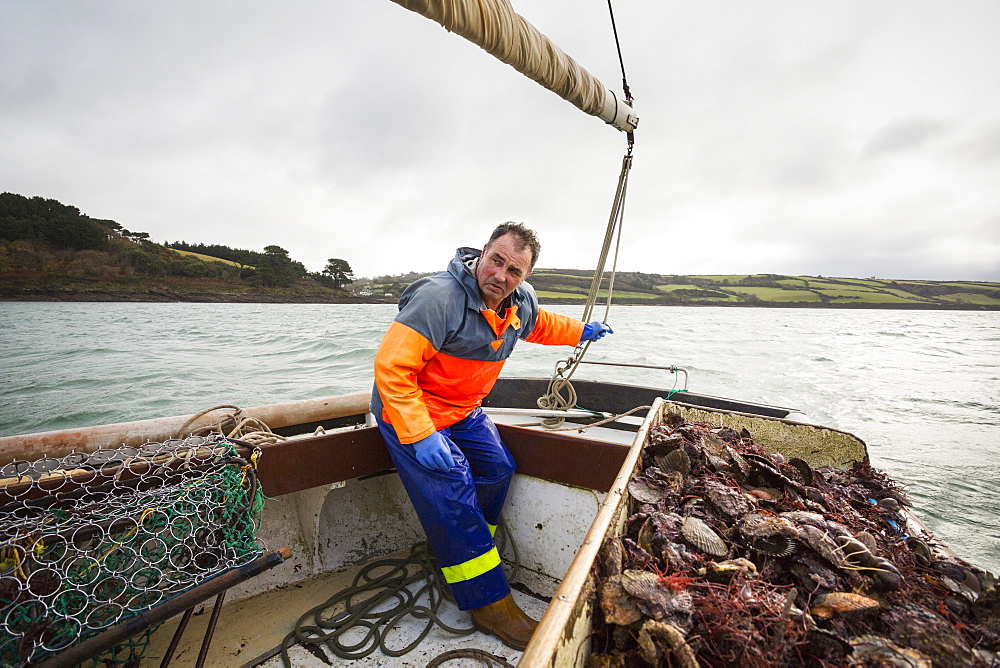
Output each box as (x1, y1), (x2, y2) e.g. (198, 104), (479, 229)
(412, 432), (454, 472)
(580, 321), (614, 343)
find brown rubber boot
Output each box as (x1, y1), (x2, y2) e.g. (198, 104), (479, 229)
(470, 593), (539, 651)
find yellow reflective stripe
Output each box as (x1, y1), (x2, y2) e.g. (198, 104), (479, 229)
(488, 523), (497, 537)
(441, 547), (501, 584)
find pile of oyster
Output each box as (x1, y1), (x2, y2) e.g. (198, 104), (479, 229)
(590, 414), (1000, 667)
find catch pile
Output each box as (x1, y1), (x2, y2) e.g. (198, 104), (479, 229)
(590, 414), (1000, 667)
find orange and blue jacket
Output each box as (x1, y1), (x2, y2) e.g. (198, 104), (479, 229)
(372, 247), (584, 444)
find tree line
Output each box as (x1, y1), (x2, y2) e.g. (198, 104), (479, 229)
(0, 192), (354, 290)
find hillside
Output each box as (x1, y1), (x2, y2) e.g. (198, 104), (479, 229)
(3, 192), (997, 308)
(526, 269), (1000, 309)
(0, 192), (364, 303)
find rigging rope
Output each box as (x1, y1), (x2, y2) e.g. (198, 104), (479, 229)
(537, 145), (633, 427)
(606, 0), (634, 103)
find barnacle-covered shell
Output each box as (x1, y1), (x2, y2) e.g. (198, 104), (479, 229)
(598, 575), (643, 626)
(737, 511), (798, 539)
(620, 569), (693, 626)
(810, 592), (880, 618)
(703, 480), (752, 523)
(884, 603), (978, 667)
(681, 516), (727, 557)
(600, 536), (623, 578)
(797, 524), (848, 569)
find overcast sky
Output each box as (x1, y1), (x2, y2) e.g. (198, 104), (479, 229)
(2, 1), (998, 281)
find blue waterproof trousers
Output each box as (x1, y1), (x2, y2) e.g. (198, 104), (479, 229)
(374, 407), (514, 610)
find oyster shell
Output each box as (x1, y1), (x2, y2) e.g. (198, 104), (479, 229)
(598, 575), (643, 626)
(849, 635), (932, 668)
(703, 480), (751, 523)
(884, 603), (978, 667)
(600, 536), (623, 578)
(737, 511), (799, 555)
(620, 569), (693, 626)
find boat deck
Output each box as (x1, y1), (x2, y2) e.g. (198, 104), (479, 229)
(142, 549), (548, 667)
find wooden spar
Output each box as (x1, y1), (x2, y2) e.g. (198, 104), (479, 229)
(0, 393), (371, 466)
(389, 0), (638, 132)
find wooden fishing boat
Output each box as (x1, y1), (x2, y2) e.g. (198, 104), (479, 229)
(4, 1), (995, 664)
(0, 375), (900, 666)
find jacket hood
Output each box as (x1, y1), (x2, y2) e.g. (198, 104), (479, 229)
(448, 246), (487, 309)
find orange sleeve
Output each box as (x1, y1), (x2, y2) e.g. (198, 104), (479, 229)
(524, 309), (584, 346)
(373, 321), (438, 443)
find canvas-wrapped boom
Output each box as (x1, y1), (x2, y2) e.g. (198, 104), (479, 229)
(390, 0), (639, 132)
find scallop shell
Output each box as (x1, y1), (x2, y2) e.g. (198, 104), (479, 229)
(658, 448), (690, 478)
(748, 534), (796, 557)
(681, 516), (727, 557)
(627, 478), (669, 504)
(810, 592), (880, 618)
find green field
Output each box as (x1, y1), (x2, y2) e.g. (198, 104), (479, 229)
(522, 272), (1000, 309)
(170, 249), (245, 267)
(724, 286), (822, 301)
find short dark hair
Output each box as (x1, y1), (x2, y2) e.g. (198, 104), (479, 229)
(487, 222), (541, 269)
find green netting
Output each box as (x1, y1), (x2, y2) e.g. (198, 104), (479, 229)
(0, 436), (265, 666)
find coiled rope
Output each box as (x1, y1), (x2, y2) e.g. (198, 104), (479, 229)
(176, 405), (287, 446)
(271, 519), (521, 665)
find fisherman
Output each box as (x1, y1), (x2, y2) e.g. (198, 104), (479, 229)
(371, 222), (613, 650)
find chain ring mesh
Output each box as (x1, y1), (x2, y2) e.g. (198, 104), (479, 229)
(0, 435), (265, 666)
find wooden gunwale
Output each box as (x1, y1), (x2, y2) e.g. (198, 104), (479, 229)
(519, 397), (664, 666)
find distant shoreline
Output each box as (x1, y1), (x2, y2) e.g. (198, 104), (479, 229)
(3, 289), (997, 310)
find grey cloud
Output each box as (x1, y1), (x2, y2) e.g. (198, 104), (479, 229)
(862, 117), (949, 158)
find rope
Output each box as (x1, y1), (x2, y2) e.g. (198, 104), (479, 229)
(176, 405), (286, 446)
(537, 147), (633, 427)
(606, 0), (633, 103)
(427, 648), (515, 667)
(273, 519), (521, 664)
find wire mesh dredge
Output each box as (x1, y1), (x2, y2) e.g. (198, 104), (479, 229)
(0, 435), (265, 667)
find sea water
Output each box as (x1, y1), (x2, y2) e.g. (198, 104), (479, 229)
(1, 302), (997, 573)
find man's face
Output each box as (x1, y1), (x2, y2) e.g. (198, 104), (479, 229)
(476, 233), (533, 310)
